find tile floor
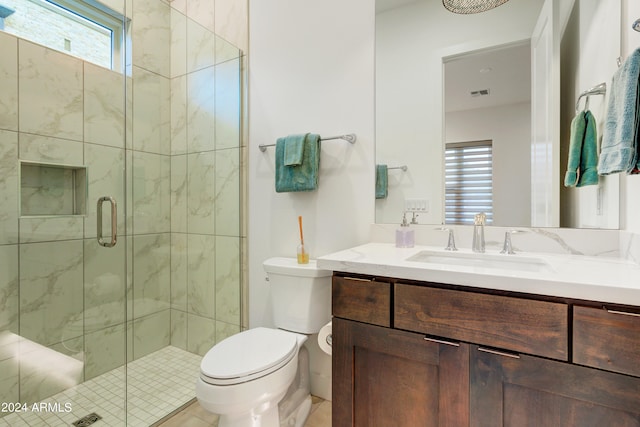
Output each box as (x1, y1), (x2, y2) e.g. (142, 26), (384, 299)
(155, 395), (332, 427)
(0, 346), (202, 426)
(0, 345), (331, 427)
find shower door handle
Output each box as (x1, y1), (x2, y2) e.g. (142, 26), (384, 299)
(97, 196), (118, 248)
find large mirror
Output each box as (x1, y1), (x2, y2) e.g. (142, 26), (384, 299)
(375, 0), (621, 228)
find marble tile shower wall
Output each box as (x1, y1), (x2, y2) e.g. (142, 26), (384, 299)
(0, 0), (243, 406)
(167, 1), (243, 357)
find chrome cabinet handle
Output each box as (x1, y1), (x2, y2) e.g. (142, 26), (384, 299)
(97, 196), (117, 248)
(605, 307), (640, 317)
(477, 347), (520, 359)
(424, 336), (460, 347)
(343, 277), (372, 282)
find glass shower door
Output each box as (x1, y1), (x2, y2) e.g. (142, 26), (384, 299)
(1, 0), (244, 423)
(0, 1), (130, 424)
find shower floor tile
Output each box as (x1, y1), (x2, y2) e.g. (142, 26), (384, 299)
(1, 346), (202, 427)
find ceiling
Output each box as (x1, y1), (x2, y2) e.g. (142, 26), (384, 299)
(375, 0), (420, 14)
(376, 0), (532, 113)
(444, 42), (531, 113)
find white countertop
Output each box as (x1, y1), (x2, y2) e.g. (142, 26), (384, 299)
(317, 242), (640, 306)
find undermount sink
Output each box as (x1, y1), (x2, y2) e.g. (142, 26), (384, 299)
(406, 250), (552, 273)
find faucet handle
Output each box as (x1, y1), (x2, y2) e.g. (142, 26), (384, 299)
(410, 212), (419, 225)
(474, 212), (486, 226)
(500, 230), (524, 254)
(436, 227), (457, 251)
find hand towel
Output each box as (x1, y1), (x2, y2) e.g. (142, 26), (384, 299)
(564, 112), (586, 187)
(375, 164), (388, 199)
(577, 111), (599, 186)
(283, 133), (308, 166)
(565, 111), (599, 187)
(633, 75), (640, 174)
(275, 133), (321, 192)
(597, 47), (640, 175)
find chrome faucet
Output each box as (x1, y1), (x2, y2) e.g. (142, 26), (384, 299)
(472, 213), (486, 253)
(500, 230), (523, 254)
(436, 227), (457, 251)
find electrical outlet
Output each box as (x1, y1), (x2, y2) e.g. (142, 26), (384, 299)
(405, 198), (429, 212)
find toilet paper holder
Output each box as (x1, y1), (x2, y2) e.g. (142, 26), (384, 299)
(318, 321), (333, 355)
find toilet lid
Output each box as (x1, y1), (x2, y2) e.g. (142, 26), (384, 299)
(200, 328), (298, 386)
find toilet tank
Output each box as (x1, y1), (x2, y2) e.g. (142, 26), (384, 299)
(263, 257), (332, 334)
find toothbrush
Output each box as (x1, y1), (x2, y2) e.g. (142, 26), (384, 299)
(297, 216), (308, 263)
(298, 216), (305, 257)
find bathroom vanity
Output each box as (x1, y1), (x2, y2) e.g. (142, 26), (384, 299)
(318, 243), (640, 427)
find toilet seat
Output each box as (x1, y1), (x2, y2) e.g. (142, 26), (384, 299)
(200, 327), (298, 386)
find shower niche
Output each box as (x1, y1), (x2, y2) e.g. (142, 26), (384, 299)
(20, 161), (88, 217)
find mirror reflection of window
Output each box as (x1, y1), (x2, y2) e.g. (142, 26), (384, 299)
(445, 140), (494, 225)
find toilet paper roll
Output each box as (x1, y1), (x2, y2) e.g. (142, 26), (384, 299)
(318, 321), (332, 355)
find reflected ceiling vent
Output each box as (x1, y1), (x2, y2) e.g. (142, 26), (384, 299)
(470, 89), (490, 97)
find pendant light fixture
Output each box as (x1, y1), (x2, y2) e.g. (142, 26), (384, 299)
(443, 0), (510, 14)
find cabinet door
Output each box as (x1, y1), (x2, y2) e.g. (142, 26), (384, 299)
(333, 318), (469, 427)
(470, 345), (640, 427)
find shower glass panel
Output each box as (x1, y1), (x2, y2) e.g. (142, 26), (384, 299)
(0, 0), (129, 424)
(124, 3), (244, 423)
(0, 0), (243, 424)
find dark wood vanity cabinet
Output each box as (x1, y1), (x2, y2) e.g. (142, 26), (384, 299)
(332, 274), (640, 427)
(333, 318), (469, 427)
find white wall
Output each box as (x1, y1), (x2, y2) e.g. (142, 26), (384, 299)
(248, 0), (375, 326)
(446, 102), (532, 226)
(621, 0), (640, 233)
(248, 0), (374, 400)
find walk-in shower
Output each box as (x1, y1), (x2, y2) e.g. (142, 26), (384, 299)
(0, 0), (243, 425)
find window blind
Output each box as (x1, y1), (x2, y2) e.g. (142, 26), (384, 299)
(445, 140), (493, 225)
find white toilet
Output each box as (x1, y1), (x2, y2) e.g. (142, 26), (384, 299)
(196, 257), (332, 427)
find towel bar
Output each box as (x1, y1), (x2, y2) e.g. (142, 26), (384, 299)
(259, 133), (356, 152)
(388, 165), (408, 171)
(575, 82), (606, 114)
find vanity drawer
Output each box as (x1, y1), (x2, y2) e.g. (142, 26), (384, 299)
(394, 284), (568, 360)
(573, 305), (640, 377)
(332, 276), (391, 327)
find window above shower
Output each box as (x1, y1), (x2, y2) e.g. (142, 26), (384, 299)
(0, 0), (127, 71)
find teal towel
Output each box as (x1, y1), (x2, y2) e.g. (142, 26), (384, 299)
(564, 111), (599, 187)
(564, 112), (585, 186)
(375, 164), (388, 199)
(577, 111), (599, 186)
(283, 133), (307, 166)
(275, 134), (321, 192)
(598, 47), (640, 175)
